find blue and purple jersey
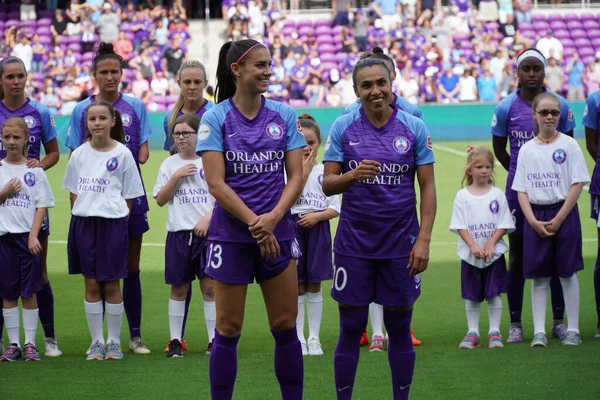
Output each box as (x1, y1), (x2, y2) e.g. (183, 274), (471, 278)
(491, 88), (575, 200)
(65, 93), (152, 215)
(582, 89), (600, 195)
(196, 97), (306, 243)
(163, 100), (215, 151)
(0, 99), (57, 160)
(343, 94), (423, 120)
(324, 106), (435, 259)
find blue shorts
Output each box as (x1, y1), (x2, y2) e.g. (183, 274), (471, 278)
(331, 254), (421, 308)
(507, 199), (524, 236)
(205, 239), (301, 284)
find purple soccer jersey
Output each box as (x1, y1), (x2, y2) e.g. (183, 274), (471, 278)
(163, 100), (215, 151)
(323, 106), (435, 259)
(196, 97), (306, 243)
(491, 89), (575, 200)
(0, 99), (57, 160)
(65, 94), (152, 216)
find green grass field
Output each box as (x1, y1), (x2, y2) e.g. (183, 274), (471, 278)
(2, 140), (600, 400)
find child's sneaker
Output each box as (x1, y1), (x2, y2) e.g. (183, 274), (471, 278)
(369, 335), (385, 352)
(1, 344), (22, 362)
(44, 337), (62, 357)
(301, 341), (308, 356)
(551, 321), (568, 341)
(206, 340), (213, 355)
(86, 341), (105, 361)
(411, 329), (422, 346)
(24, 343), (41, 361)
(562, 331), (582, 346)
(167, 339), (183, 358)
(530, 333), (548, 347)
(488, 331), (504, 348)
(307, 337), (324, 356)
(360, 330), (369, 346)
(105, 341), (123, 360)
(459, 332), (480, 349)
(0, 341), (4, 356)
(507, 324), (523, 343)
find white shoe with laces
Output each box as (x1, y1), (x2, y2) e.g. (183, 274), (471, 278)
(129, 337), (151, 354)
(44, 337), (63, 357)
(307, 337), (324, 356)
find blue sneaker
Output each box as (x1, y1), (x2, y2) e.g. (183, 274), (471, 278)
(488, 331), (504, 348)
(459, 332), (480, 349)
(105, 342), (123, 360)
(86, 341), (106, 361)
(530, 333), (548, 347)
(562, 331), (582, 346)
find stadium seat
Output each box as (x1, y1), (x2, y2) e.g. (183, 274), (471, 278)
(37, 18), (52, 27)
(580, 12), (596, 21)
(533, 21), (550, 30)
(532, 14), (547, 22)
(591, 38), (600, 49)
(561, 38), (575, 47)
(552, 30), (570, 39)
(569, 20), (584, 30)
(564, 13), (579, 22)
(548, 14), (563, 23)
(314, 19), (331, 28)
(571, 30), (587, 39)
(589, 30), (600, 39)
(550, 21), (566, 30)
(297, 19), (313, 28)
(583, 20), (599, 29)
(519, 21), (533, 30)
(38, 36), (51, 46)
(36, 26), (51, 35)
(562, 47), (576, 58)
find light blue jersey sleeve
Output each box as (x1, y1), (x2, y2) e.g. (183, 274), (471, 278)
(32, 101), (57, 144)
(583, 90), (600, 130)
(323, 114), (356, 163)
(65, 100), (89, 150)
(283, 105), (306, 151)
(128, 97), (152, 145)
(395, 96), (423, 120)
(163, 111), (173, 151)
(490, 95), (513, 137)
(342, 101), (360, 115)
(196, 106), (227, 154)
(396, 111), (435, 165)
(557, 95), (576, 133)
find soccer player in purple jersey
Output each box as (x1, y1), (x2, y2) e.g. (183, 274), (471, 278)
(491, 48), (573, 343)
(0, 57), (61, 358)
(163, 60), (215, 155)
(196, 39), (306, 400)
(323, 56), (436, 400)
(66, 43), (152, 355)
(582, 89), (600, 339)
(162, 60), (215, 353)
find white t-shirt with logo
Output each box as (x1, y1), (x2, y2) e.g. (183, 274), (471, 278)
(62, 141), (144, 218)
(291, 163), (340, 216)
(0, 162), (54, 236)
(449, 186), (514, 268)
(152, 154), (215, 232)
(512, 133), (590, 205)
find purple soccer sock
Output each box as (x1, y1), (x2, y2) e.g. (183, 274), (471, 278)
(37, 282), (56, 338)
(550, 275), (565, 321)
(334, 306), (369, 400)
(595, 247), (600, 322)
(384, 308), (416, 400)
(506, 269), (525, 323)
(272, 326), (304, 400)
(210, 330), (240, 400)
(181, 287), (192, 339)
(123, 270), (142, 338)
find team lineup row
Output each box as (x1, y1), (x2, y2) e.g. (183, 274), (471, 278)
(1, 41), (600, 400)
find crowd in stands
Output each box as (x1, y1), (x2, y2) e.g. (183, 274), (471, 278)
(4, 0), (600, 113)
(223, 0), (600, 107)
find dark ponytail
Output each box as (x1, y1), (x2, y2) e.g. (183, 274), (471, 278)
(93, 42), (123, 73)
(298, 112), (321, 141)
(84, 100), (125, 144)
(215, 39), (265, 104)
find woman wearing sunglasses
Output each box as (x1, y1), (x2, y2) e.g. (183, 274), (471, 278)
(491, 48), (575, 345)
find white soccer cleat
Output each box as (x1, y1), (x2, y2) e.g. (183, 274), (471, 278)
(301, 341), (308, 356)
(44, 337), (63, 357)
(307, 337), (324, 356)
(129, 337), (151, 354)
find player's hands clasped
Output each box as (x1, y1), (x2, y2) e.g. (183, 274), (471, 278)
(351, 160), (380, 182)
(258, 232), (281, 261)
(249, 211), (280, 242)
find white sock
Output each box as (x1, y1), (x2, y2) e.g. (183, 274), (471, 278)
(306, 290), (323, 340)
(168, 298), (185, 341)
(465, 300), (481, 335)
(204, 300), (216, 342)
(296, 294), (306, 343)
(3, 307), (20, 347)
(84, 300), (104, 345)
(487, 296), (502, 334)
(532, 278), (551, 335)
(105, 302), (123, 345)
(22, 308), (39, 347)
(559, 275), (580, 334)
(369, 303), (384, 338)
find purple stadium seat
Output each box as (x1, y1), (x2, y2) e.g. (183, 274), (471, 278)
(553, 29), (569, 39)
(548, 14), (563, 23)
(580, 13), (596, 21)
(578, 47), (595, 57)
(531, 14), (546, 22)
(281, 26), (295, 36)
(550, 21), (566, 30)
(36, 26), (51, 35)
(82, 52), (94, 61)
(320, 53), (335, 63)
(24, 27), (35, 36)
(588, 30), (600, 39)
(282, 20), (295, 28)
(315, 26), (332, 35)
(460, 40), (473, 49)
(289, 99), (308, 107)
(7, 3), (20, 11)
(562, 47), (576, 58)
(297, 19), (313, 28)
(322, 62), (337, 72)
(314, 19), (330, 28)
(570, 30), (587, 39)
(39, 10), (54, 19)
(519, 21), (533, 30)
(68, 43), (82, 52)
(574, 37), (589, 47)
(334, 52), (346, 62)
(298, 26), (312, 36)
(82, 61), (92, 69)
(333, 43), (343, 52)
(332, 25), (345, 34)
(591, 38), (600, 49)
(125, 32), (134, 41)
(58, 35), (68, 45)
(318, 43), (335, 54)
(453, 32), (469, 41)
(5, 19), (19, 28)
(317, 35), (333, 45)
(66, 35), (80, 44)
(569, 20), (583, 30)
(583, 55), (595, 65)
(7, 12), (19, 21)
(561, 38), (574, 47)
(464, 49), (474, 58)
(22, 20), (35, 28)
(583, 20), (599, 29)
(74, 53), (82, 63)
(167, 95), (179, 104)
(320, 71), (330, 82)
(38, 35), (51, 46)
(485, 22), (499, 31)
(533, 21), (549, 30)
(564, 13), (579, 22)
(33, 72), (43, 81)
(37, 18), (51, 27)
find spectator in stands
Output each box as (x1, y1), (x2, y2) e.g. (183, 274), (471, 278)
(478, 0), (498, 22)
(452, 0), (471, 13)
(452, 41), (465, 64)
(342, 45), (361, 73)
(477, 67), (496, 101)
(399, 67), (420, 104)
(438, 66), (461, 103)
(81, 23), (97, 54)
(498, 63), (516, 98)
(353, 8), (368, 51)
(369, 19), (388, 48)
(536, 29), (563, 61)
(47, 0), (58, 11)
(334, 69), (355, 105)
(288, 33), (308, 60)
(130, 48), (157, 84)
(498, 0), (513, 24)
(511, 30), (530, 54)
(459, 68), (477, 102)
(25, 72), (38, 99)
(565, 53), (585, 101)
(585, 63), (600, 94)
(151, 71), (169, 95)
(206, 85), (215, 102)
(152, 19), (169, 47)
(97, 2), (121, 43)
(339, 26), (355, 53)
(131, 14), (150, 51)
(416, 0), (435, 26)
(228, 1), (249, 38)
(75, 65), (93, 92)
(114, 31), (134, 68)
(51, 10), (68, 39)
(372, 0), (402, 32)
(40, 86), (61, 116)
(304, 75), (326, 107)
(480, 32), (497, 56)
(332, 0), (351, 27)
(290, 54), (310, 99)
(307, 49), (324, 78)
(11, 35), (33, 73)
(269, 35), (287, 60)
(248, 1), (265, 38)
(45, 50), (67, 87)
(271, 54), (286, 82)
(64, 48), (78, 76)
(30, 35), (45, 74)
(131, 70), (152, 102)
(544, 57), (564, 94)
(266, 1), (285, 28)
(162, 37), (185, 78)
(469, 42), (486, 70)
(325, 83), (343, 107)
(421, 71), (439, 102)
(514, 0), (532, 24)
(265, 74), (289, 102)
(490, 49), (507, 85)
(59, 76), (83, 115)
(20, 0), (36, 21)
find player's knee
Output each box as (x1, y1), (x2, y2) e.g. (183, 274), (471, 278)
(217, 319), (243, 337)
(269, 314), (296, 331)
(171, 284), (189, 300)
(102, 281), (121, 299)
(200, 278), (215, 300)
